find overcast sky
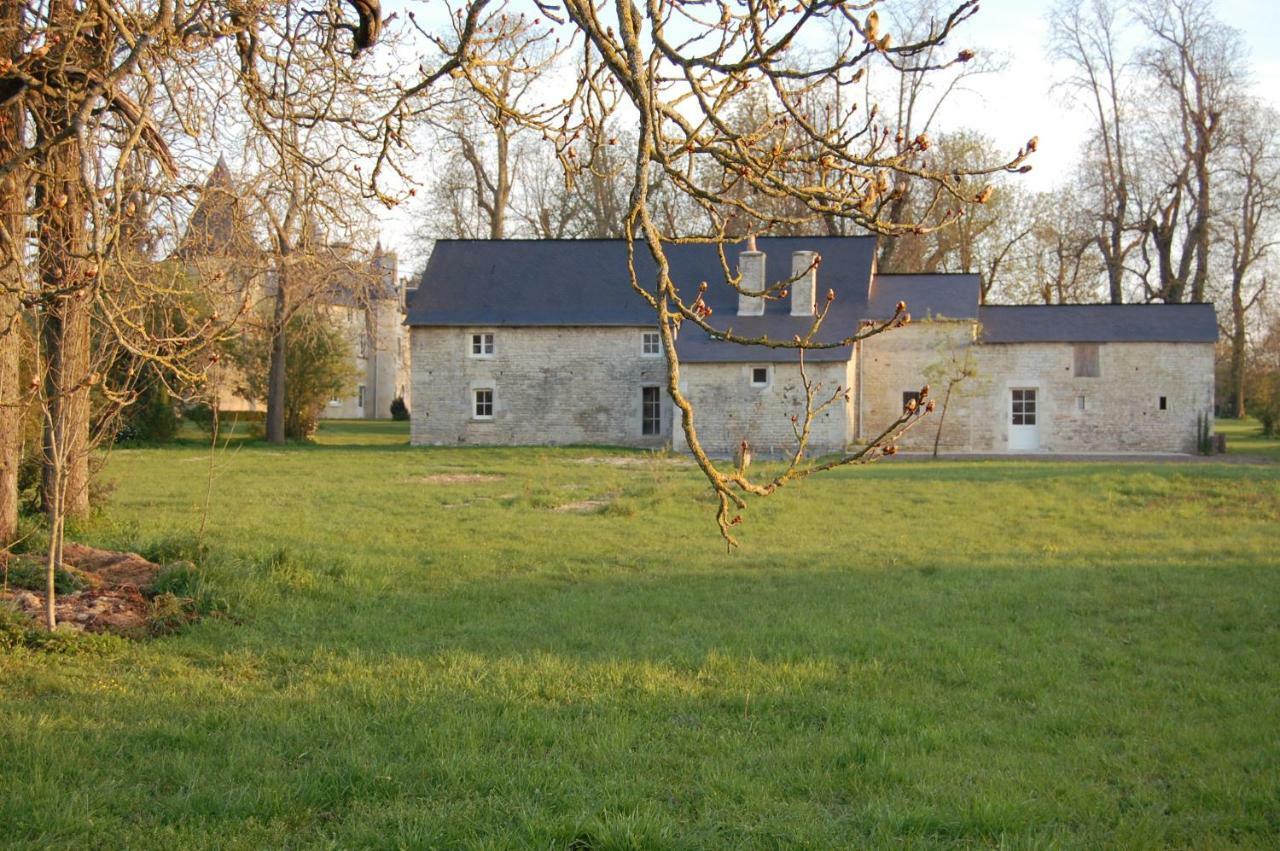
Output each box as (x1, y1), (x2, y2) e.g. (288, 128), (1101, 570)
(376, 0), (1280, 265)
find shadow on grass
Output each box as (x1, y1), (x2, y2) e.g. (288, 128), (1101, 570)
(4, 560), (1276, 847)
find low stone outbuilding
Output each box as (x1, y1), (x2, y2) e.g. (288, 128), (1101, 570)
(406, 237), (1216, 455)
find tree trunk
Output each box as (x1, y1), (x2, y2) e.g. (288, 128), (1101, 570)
(0, 2), (24, 545)
(265, 264), (288, 444)
(36, 128), (91, 523)
(1230, 284), (1247, 419)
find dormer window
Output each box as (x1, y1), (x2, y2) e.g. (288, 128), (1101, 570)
(470, 332), (495, 357)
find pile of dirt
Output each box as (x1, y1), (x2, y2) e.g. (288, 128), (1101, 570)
(2, 544), (164, 635)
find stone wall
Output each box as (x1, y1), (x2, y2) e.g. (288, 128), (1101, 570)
(859, 322), (977, 451)
(675, 360), (854, 457)
(412, 321), (1214, 454)
(860, 322), (1215, 453)
(410, 326), (670, 446)
(968, 341), (1215, 453)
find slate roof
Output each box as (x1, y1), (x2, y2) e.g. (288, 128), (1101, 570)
(978, 304), (1217, 343)
(408, 237), (985, 362)
(407, 239), (1217, 361)
(868, 274), (981, 321)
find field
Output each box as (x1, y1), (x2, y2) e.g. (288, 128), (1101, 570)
(2, 420), (1279, 848)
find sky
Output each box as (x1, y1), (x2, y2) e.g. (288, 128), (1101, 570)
(374, 0), (1280, 264)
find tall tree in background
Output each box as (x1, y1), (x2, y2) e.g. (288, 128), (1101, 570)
(873, 0), (1002, 269)
(1131, 0), (1242, 304)
(1220, 102), (1280, 418)
(425, 4), (561, 240)
(221, 2), (395, 444)
(1051, 0), (1137, 304)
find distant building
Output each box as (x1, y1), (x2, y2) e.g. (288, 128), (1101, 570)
(177, 159), (410, 419)
(406, 237), (1216, 454)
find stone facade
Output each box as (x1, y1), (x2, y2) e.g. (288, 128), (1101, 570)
(965, 340), (1215, 454)
(675, 360), (855, 456)
(411, 318), (1214, 454)
(859, 322), (977, 451)
(411, 326), (671, 446)
(858, 322), (1215, 454)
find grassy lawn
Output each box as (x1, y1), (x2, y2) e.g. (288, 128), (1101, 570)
(1217, 416), (1280, 462)
(2, 419), (1278, 848)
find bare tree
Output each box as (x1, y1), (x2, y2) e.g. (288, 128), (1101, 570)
(1051, 0), (1140, 304)
(1131, 0), (1243, 304)
(1219, 101), (1280, 418)
(425, 4), (562, 240)
(871, 0), (1003, 268)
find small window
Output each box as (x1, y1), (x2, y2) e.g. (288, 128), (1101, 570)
(903, 390), (921, 411)
(329, 396), (341, 407)
(357, 385), (366, 408)
(641, 386), (661, 435)
(470, 333), (495, 357)
(750, 366), (770, 387)
(642, 331), (662, 356)
(1011, 388), (1037, 426)
(1159, 396), (1167, 411)
(1076, 395), (1086, 412)
(473, 388), (494, 420)
(1073, 343), (1100, 377)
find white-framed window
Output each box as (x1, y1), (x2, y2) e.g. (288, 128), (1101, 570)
(473, 387), (494, 420)
(641, 386), (661, 435)
(357, 385), (366, 409)
(470, 332), (495, 358)
(750, 365), (770, 388)
(641, 331), (662, 356)
(1011, 388), (1037, 426)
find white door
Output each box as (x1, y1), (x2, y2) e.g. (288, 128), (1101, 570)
(1009, 387), (1040, 451)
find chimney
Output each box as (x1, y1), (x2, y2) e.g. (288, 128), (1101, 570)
(790, 250), (818, 316)
(738, 238), (765, 316)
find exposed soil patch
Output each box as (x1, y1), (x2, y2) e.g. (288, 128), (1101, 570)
(574, 455), (691, 468)
(410, 473), (506, 485)
(2, 545), (164, 635)
(552, 498), (611, 513)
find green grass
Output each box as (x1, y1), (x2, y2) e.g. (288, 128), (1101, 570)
(1217, 416), (1280, 461)
(2, 419), (1278, 848)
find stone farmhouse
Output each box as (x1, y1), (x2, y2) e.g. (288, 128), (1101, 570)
(406, 237), (1216, 455)
(179, 159), (411, 419)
